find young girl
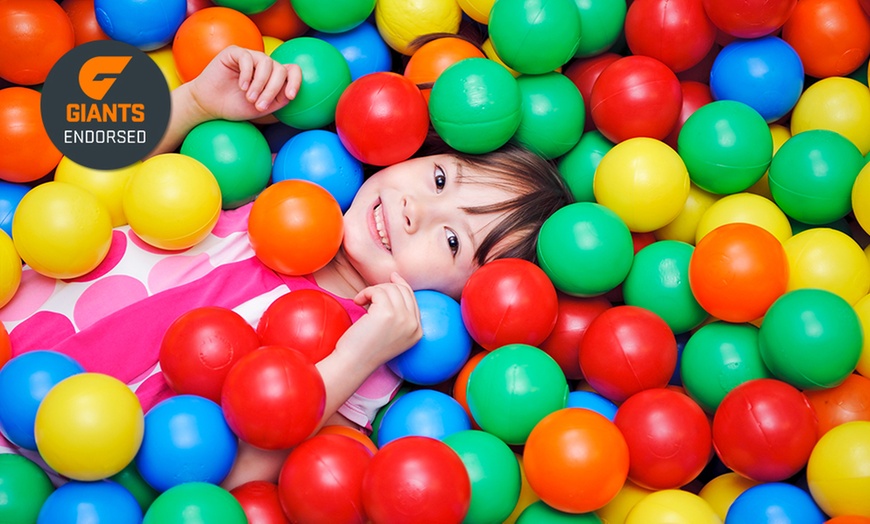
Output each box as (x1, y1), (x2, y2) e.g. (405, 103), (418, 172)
(0, 46), (572, 487)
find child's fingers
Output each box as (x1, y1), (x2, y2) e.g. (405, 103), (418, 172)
(389, 272), (419, 314)
(255, 66), (289, 111)
(245, 55), (274, 103)
(283, 63), (302, 99)
(235, 50), (255, 91)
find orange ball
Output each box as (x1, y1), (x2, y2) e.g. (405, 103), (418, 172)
(782, 0), (870, 78)
(0, 87), (62, 183)
(523, 408), (630, 514)
(404, 37), (486, 101)
(451, 351), (486, 424)
(688, 222), (789, 323)
(61, 0), (109, 46)
(248, 0), (308, 41)
(805, 373), (870, 438)
(316, 425), (378, 454)
(172, 7), (264, 83)
(248, 180), (343, 276)
(0, 0), (75, 85)
(827, 517), (870, 524)
(0, 323), (11, 370)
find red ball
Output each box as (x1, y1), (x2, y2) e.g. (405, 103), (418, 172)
(231, 481), (289, 524)
(257, 289), (352, 364)
(61, 0), (109, 46)
(625, 0), (718, 73)
(248, 0), (308, 41)
(804, 373), (870, 438)
(221, 345), (326, 449)
(781, 0), (870, 78)
(335, 72), (430, 166)
(703, 0), (797, 38)
(539, 293), (611, 380)
(590, 55), (683, 143)
(0, 87), (62, 183)
(713, 378), (819, 482)
(160, 306), (260, 404)
(459, 258), (559, 351)
(248, 179), (343, 276)
(0, 323), (11, 370)
(579, 305), (678, 403)
(563, 53), (621, 132)
(278, 434), (373, 524)
(362, 436), (471, 524)
(614, 388), (712, 490)
(0, 0), (75, 85)
(664, 80), (714, 149)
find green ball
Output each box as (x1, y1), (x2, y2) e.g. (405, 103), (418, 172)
(573, 0), (626, 58)
(489, 0), (582, 74)
(429, 58), (522, 154)
(0, 454), (54, 524)
(143, 483), (247, 524)
(537, 202), (634, 297)
(290, 0), (375, 32)
(271, 37), (352, 130)
(211, 0), (276, 14)
(677, 100), (773, 195)
(557, 130), (614, 202)
(768, 129), (865, 225)
(622, 240), (708, 334)
(180, 120), (272, 209)
(110, 461), (158, 514)
(515, 72), (585, 160)
(517, 500), (603, 523)
(443, 430), (522, 524)
(680, 322), (772, 413)
(466, 344), (568, 445)
(759, 288), (864, 390)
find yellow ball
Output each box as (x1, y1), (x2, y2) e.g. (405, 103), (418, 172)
(784, 228), (870, 305)
(457, 0), (495, 23)
(123, 154), (222, 251)
(375, 0), (462, 55)
(654, 183), (720, 244)
(263, 36), (284, 56)
(807, 420), (870, 518)
(745, 124), (791, 201)
(54, 156), (140, 227)
(503, 455), (540, 524)
(34, 373), (144, 481)
(595, 479), (654, 524)
(481, 38), (521, 77)
(0, 229), (21, 308)
(147, 46), (183, 91)
(594, 137), (690, 233)
(855, 294), (870, 377)
(852, 162), (870, 236)
(791, 77), (870, 155)
(12, 181), (113, 279)
(695, 192), (792, 244)
(699, 472), (760, 522)
(625, 490), (721, 524)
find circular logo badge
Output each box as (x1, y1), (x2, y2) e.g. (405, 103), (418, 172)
(41, 40), (171, 170)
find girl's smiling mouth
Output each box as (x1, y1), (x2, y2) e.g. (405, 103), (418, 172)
(373, 200), (391, 252)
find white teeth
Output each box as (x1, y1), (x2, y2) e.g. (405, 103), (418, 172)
(374, 203), (391, 251)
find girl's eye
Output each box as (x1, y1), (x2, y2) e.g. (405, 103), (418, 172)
(445, 228), (459, 257)
(434, 165), (446, 193)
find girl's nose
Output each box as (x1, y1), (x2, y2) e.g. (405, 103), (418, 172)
(402, 196), (418, 233)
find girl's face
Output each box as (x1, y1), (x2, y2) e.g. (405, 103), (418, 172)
(342, 154), (517, 299)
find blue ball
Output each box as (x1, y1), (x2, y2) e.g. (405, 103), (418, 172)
(94, 0), (187, 50)
(566, 390), (618, 421)
(0, 351), (85, 450)
(37, 480), (142, 524)
(377, 389), (471, 448)
(388, 290), (472, 386)
(725, 483), (826, 524)
(135, 395), (238, 492)
(313, 22), (393, 81)
(272, 129), (364, 212)
(0, 181), (29, 238)
(710, 36), (804, 123)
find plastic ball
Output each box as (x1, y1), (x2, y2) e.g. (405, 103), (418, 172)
(278, 433), (372, 524)
(456, 0), (495, 23)
(388, 290), (471, 386)
(782, 0), (870, 79)
(566, 390), (618, 421)
(257, 288), (352, 364)
(564, 53), (622, 131)
(537, 202), (635, 297)
(805, 373), (870, 437)
(429, 58), (522, 154)
(317, 424), (378, 454)
(516, 501), (602, 522)
(579, 305), (678, 403)
(466, 344), (568, 445)
(0, 180), (29, 238)
(272, 129), (364, 212)
(143, 482), (247, 524)
(514, 72), (585, 160)
(172, 7), (264, 83)
(362, 436), (471, 524)
(54, 157), (140, 227)
(221, 345), (325, 449)
(13, 181), (112, 279)
(713, 378), (818, 482)
(596, 480), (655, 524)
(229, 481), (286, 524)
(403, 36), (486, 101)
(625, 490), (721, 524)
(791, 77), (870, 155)
(856, 294), (870, 378)
(37, 480), (142, 524)
(664, 81), (715, 150)
(147, 46), (184, 91)
(590, 55), (683, 143)
(451, 352), (485, 423)
(727, 482), (827, 523)
(807, 421), (870, 518)
(0, 87), (62, 183)
(60, 0), (108, 46)
(694, 192), (793, 244)
(688, 222), (789, 323)
(94, 0), (186, 50)
(784, 228), (870, 305)
(702, 0), (796, 38)
(314, 21), (392, 81)
(0, 454), (54, 524)
(698, 472), (760, 522)
(211, 0), (276, 14)
(523, 408), (629, 514)
(557, 130), (615, 203)
(109, 462), (158, 514)
(249, 0), (308, 41)
(594, 137), (690, 232)
(459, 258), (558, 351)
(678, 100), (773, 194)
(0, 230), (21, 310)
(488, 0), (581, 75)
(574, 0), (626, 58)
(271, 37), (352, 129)
(180, 120), (272, 210)
(335, 72), (429, 166)
(377, 389), (472, 447)
(855, 163), (870, 235)
(710, 36), (804, 122)
(654, 183), (720, 244)
(35, 373), (144, 481)
(624, 0), (717, 73)
(540, 294), (612, 380)
(0, 0), (75, 85)
(291, 0), (373, 32)
(374, 0), (462, 55)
